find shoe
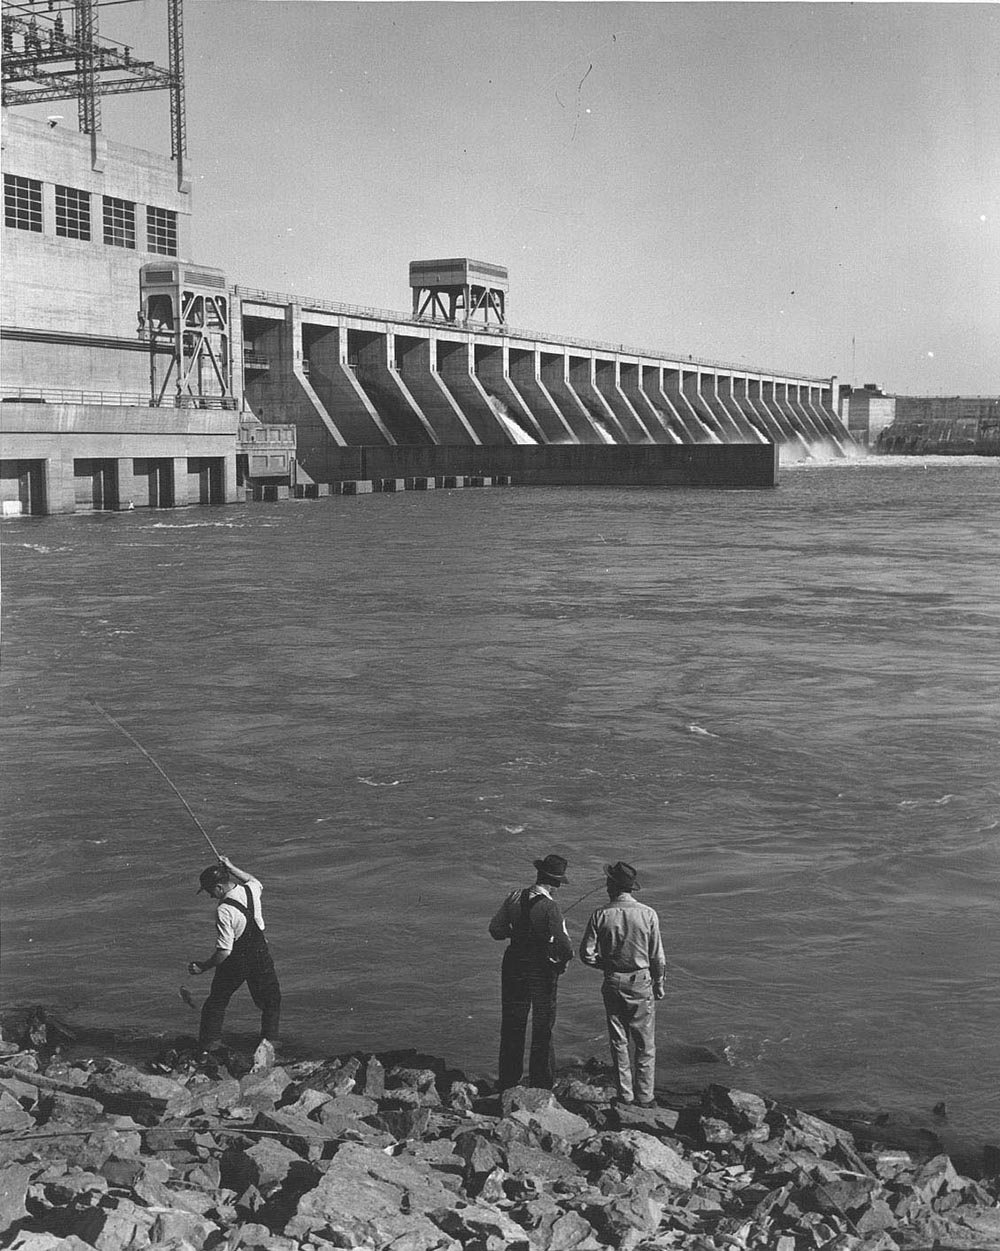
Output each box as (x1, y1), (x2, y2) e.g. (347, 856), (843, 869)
(635, 1099), (657, 1109)
(612, 1096), (634, 1107)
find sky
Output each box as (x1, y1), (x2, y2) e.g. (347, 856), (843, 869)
(31, 1), (1000, 395)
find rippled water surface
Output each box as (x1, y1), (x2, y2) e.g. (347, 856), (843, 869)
(2, 457), (998, 1145)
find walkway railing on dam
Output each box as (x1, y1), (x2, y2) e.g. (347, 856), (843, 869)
(233, 285), (830, 386)
(0, 387), (238, 410)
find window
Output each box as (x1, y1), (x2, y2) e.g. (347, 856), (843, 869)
(55, 185), (91, 240)
(146, 205), (177, 256)
(4, 175), (42, 232)
(102, 195), (135, 248)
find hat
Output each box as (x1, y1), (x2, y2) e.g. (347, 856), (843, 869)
(605, 861), (640, 891)
(533, 854), (569, 884)
(197, 864), (230, 894)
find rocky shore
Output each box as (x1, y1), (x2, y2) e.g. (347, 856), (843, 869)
(1, 1013), (999, 1251)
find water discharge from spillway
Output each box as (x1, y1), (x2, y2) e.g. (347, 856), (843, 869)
(486, 395), (537, 445)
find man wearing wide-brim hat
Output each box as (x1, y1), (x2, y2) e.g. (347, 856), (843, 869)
(579, 861), (665, 1106)
(489, 853), (575, 1090)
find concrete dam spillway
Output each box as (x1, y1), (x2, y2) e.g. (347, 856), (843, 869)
(237, 266), (852, 490)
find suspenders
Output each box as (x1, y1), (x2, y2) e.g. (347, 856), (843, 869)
(220, 885), (262, 945)
(510, 890), (545, 958)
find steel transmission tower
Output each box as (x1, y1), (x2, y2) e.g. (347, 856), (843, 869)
(2, 0), (187, 184)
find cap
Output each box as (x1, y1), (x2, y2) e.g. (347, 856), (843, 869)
(197, 864), (230, 894)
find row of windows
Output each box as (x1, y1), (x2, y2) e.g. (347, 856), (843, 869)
(3, 175), (178, 255)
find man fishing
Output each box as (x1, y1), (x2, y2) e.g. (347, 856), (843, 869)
(489, 853), (574, 1090)
(579, 861), (665, 1107)
(188, 854), (281, 1053)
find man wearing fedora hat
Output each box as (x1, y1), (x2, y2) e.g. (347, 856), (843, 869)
(579, 861), (665, 1106)
(188, 854), (281, 1054)
(489, 853), (575, 1090)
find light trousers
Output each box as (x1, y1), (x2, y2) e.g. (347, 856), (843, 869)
(602, 969), (656, 1103)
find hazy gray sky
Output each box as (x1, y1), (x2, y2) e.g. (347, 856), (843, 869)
(77, 2), (1000, 393)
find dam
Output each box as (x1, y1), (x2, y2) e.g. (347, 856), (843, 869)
(0, 0), (853, 516)
(233, 264), (848, 487)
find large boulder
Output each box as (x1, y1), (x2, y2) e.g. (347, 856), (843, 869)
(42, 1091), (105, 1127)
(237, 1066), (293, 1111)
(39, 1170), (109, 1206)
(279, 1086), (331, 1120)
(284, 1142), (462, 1247)
(370, 1105), (433, 1141)
(581, 1187), (665, 1250)
(86, 1064), (192, 1119)
(56, 1195), (157, 1251)
(357, 1055), (386, 1098)
(221, 1140), (301, 1193)
(314, 1091), (379, 1123)
(453, 1129), (506, 1179)
(254, 1108), (331, 1155)
(593, 1130), (696, 1189)
(430, 1200), (534, 1247)
(506, 1099), (593, 1149)
(703, 1084), (769, 1130)
(148, 1206), (220, 1249)
(184, 1075), (242, 1117)
(509, 1199), (601, 1251)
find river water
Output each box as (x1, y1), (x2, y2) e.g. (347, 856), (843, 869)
(1, 456), (998, 1148)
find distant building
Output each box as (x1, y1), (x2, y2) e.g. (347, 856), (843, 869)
(841, 386), (999, 456)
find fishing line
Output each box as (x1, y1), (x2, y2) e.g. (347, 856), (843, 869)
(563, 883), (604, 913)
(88, 698), (221, 860)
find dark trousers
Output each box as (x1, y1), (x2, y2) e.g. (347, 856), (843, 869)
(498, 950), (559, 1090)
(199, 939), (281, 1048)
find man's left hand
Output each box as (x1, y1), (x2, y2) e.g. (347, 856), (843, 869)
(188, 961), (204, 976)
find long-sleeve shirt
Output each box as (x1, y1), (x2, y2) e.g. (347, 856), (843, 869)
(489, 884), (574, 967)
(579, 893), (665, 984)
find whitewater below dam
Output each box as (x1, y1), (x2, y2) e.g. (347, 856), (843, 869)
(1, 455), (998, 1147)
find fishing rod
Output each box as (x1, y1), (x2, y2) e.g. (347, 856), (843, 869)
(563, 883), (605, 913)
(88, 698), (222, 860)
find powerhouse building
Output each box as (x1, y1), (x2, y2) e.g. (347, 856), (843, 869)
(2, 98), (854, 515)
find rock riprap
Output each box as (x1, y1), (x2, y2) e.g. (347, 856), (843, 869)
(0, 1034), (998, 1250)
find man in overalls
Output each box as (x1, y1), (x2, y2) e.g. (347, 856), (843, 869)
(189, 854), (281, 1052)
(579, 861), (665, 1106)
(489, 853), (574, 1090)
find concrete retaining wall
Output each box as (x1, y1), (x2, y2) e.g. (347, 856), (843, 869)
(309, 443), (778, 488)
